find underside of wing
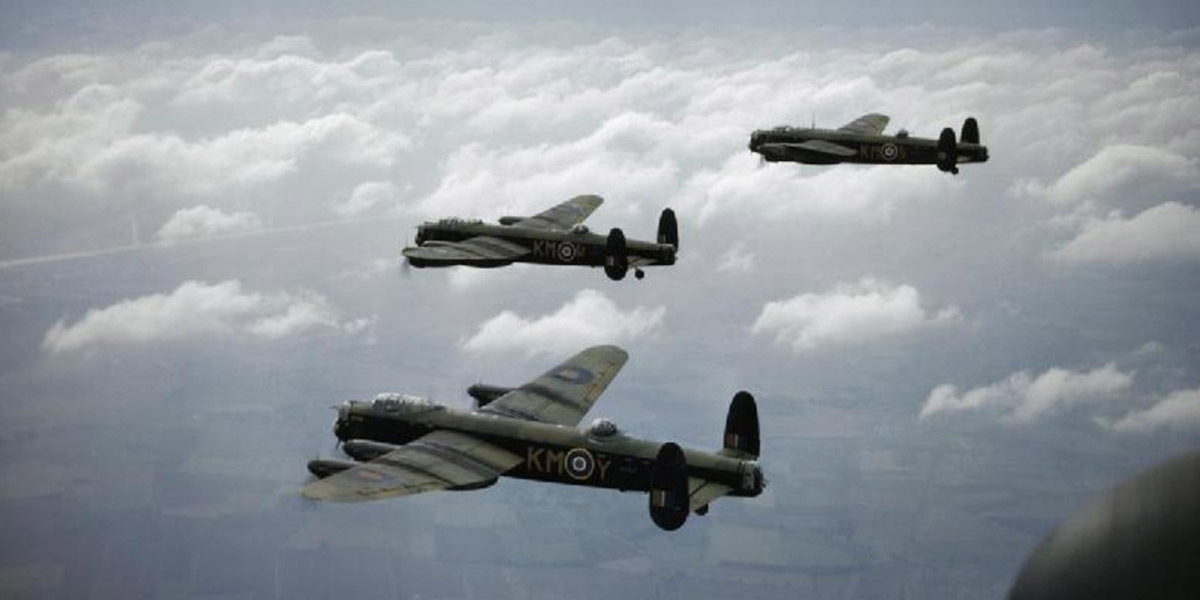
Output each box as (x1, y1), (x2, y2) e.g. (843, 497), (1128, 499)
(479, 345), (628, 427)
(779, 139), (857, 157)
(301, 430), (523, 502)
(628, 255), (662, 268)
(517, 194), (604, 231)
(403, 235), (529, 267)
(688, 477), (734, 512)
(837, 113), (890, 136)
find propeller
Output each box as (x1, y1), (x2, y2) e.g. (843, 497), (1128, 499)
(399, 257), (412, 278)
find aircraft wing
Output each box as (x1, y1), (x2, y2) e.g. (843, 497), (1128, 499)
(301, 429), (523, 502)
(517, 194), (604, 231)
(837, 113), (889, 136)
(628, 255), (668, 268)
(402, 235), (530, 266)
(688, 477), (734, 512)
(479, 345), (628, 427)
(773, 139), (857, 157)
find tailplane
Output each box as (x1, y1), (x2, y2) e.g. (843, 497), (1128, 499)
(657, 208), (678, 250)
(721, 391), (759, 459)
(960, 117), (980, 145)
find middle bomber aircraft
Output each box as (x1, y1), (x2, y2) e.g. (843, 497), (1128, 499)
(303, 345), (765, 531)
(748, 113), (988, 174)
(401, 194), (678, 280)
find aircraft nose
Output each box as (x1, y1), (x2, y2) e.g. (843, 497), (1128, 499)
(333, 402), (351, 440)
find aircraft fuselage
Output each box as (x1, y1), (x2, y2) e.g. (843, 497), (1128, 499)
(749, 127), (989, 166)
(329, 399), (764, 498)
(407, 220), (675, 269)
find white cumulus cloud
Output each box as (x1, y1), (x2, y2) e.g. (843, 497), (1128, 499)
(156, 205), (262, 242)
(1103, 387), (1200, 433)
(43, 280), (370, 354)
(461, 289), (665, 357)
(919, 363), (1134, 422)
(751, 278), (959, 352)
(1052, 201), (1200, 264)
(330, 181), (404, 218)
(675, 154), (956, 225)
(1032, 144), (1200, 206)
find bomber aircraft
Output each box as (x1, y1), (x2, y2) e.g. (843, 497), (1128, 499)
(303, 345), (765, 531)
(401, 195), (677, 280)
(748, 113), (988, 174)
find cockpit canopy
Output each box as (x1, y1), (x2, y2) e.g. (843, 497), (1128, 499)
(571, 224), (589, 235)
(435, 217), (482, 227)
(895, 129), (909, 138)
(372, 393), (435, 413)
(587, 418), (619, 437)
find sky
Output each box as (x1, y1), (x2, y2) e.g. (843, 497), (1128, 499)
(1, 2), (1199, 599)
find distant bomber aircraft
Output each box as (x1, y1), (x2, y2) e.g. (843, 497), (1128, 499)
(303, 346), (765, 531)
(401, 195), (677, 280)
(748, 113), (988, 174)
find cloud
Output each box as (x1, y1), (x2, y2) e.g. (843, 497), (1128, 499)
(1104, 387), (1200, 433)
(2, 109), (407, 196)
(43, 280), (370, 354)
(330, 181), (404, 218)
(416, 114), (680, 220)
(1051, 201), (1200, 264)
(444, 265), (523, 291)
(673, 154), (957, 226)
(156, 205), (262, 242)
(751, 278), (959, 352)
(461, 289), (665, 357)
(919, 363), (1134, 422)
(1031, 145), (1200, 206)
(716, 243), (755, 273)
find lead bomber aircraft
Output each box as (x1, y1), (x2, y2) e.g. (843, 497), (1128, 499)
(748, 113), (989, 174)
(401, 195), (678, 281)
(303, 345), (765, 531)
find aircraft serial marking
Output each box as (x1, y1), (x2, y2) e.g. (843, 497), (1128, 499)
(526, 446), (611, 481)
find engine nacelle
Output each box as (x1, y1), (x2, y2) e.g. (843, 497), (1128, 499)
(604, 227), (628, 281)
(649, 442), (689, 531)
(468, 383), (514, 408)
(307, 459), (356, 479)
(937, 127), (959, 174)
(498, 216), (525, 226)
(342, 439), (400, 462)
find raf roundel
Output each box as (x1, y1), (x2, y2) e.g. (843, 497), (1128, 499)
(551, 365), (595, 385)
(557, 242), (577, 263)
(881, 142), (898, 161)
(564, 448), (595, 480)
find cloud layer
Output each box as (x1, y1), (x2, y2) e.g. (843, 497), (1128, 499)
(43, 280), (370, 354)
(6, 27), (1199, 264)
(461, 289), (664, 357)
